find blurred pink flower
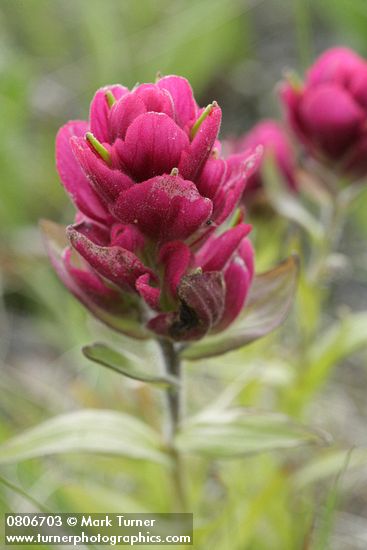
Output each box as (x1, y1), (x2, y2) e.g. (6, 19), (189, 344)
(234, 120), (297, 196)
(281, 47), (367, 177)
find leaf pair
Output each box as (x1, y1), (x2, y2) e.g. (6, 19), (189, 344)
(0, 408), (327, 466)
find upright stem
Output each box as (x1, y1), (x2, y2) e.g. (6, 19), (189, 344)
(159, 338), (187, 511)
(309, 194), (347, 282)
(160, 339), (181, 438)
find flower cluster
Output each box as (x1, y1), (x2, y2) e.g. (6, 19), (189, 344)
(281, 47), (367, 177)
(49, 76), (261, 341)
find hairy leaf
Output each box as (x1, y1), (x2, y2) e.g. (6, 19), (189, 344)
(83, 342), (178, 387)
(175, 408), (328, 458)
(0, 410), (168, 465)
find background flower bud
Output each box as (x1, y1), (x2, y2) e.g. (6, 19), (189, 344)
(233, 120), (297, 197)
(281, 47), (367, 178)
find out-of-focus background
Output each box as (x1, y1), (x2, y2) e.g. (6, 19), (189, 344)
(1, 1), (367, 549)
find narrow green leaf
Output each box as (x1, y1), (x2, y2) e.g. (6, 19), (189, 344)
(175, 408), (328, 458)
(302, 311), (367, 396)
(312, 449), (353, 550)
(294, 448), (367, 489)
(181, 255), (299, 360)
(0, 410), (168, 465)
(0, 476), (51, 513)
(83, 342), (179, 387)
(310, 311), (367, 367)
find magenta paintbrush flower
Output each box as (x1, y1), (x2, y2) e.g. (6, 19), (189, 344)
(233, 120), (297, 197)
(281, 47), (367, 178)
(46, 75), (261, 341)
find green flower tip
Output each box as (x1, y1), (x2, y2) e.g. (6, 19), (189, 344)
(85, 132), (111, 165)
(283, 69), (303, 92)
(229, 208), (243, 228)
(105, 90), (116, 108)
(211, 147), (220, 159)
(190, 101), (218, 140)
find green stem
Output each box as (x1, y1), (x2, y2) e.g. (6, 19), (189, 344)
(294, 0), (313, 70)
(159, 339), (187, 512)
(0, 475), (51, 513)
(309, 194), (347, 283)
(288, 190), (349, 416)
